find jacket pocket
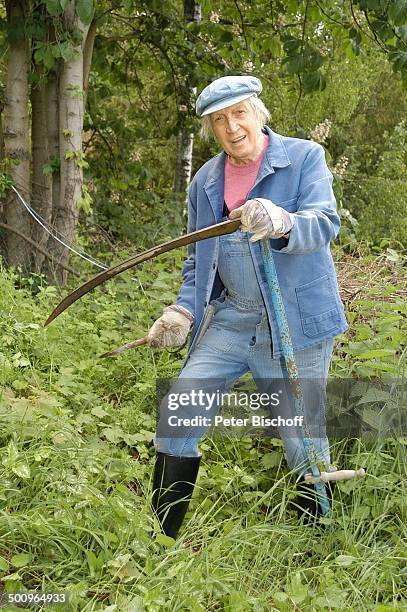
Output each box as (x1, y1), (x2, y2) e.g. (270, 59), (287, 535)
(295, 274), (340, 338)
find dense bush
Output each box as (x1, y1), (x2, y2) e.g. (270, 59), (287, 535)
(346, 176), (407, 247)
(343, 121), (407, 248)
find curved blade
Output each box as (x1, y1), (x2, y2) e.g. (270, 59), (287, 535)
(45, 218), (240, 326)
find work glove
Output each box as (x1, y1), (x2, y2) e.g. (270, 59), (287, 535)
(229, 198), (294, 242)
(147, 305), (193, 348)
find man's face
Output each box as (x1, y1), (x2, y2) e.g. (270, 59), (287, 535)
(210, 99), (263, 163)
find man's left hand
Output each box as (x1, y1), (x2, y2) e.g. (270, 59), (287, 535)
(229, 198), (294, 242)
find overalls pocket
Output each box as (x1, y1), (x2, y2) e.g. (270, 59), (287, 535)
(295, 275), (340, 338)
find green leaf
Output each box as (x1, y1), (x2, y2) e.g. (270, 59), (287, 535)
(370, 19), (394, 42)
(60, 0), (69, 9)
(273, 592), (288, 603)
(284, 53), (306, 74)
(305, 48), (324, 71)
(361, 408), (387, 430)
(303, 71), (326, 93)
(77, 184), (92, 212)
(86, 550), (98, 576)
(42, 157), (60, 176)
(2, 571), (22, 581)
(220, 29), (233, 42)
(287, 572), (308, 604)
(356, 388), (393, 404)
(118, 595), (145, 612)
(352, 505), (370, 519)
(59, 41), (75, 62)
(261, 452), (280, 468)
(267, 36), (282, 57)
(388, 0), (407, 26)
(12, 462), (31, 479)
(101, 427), (123, 443)
(45, 0), (64, 16)
(42, 45), (56, 70)
(389, 50), (407, 72)
(76, 0), (95, 25)
(223, 590), (251, 612)
(282, 36), (301, 53)
(0, 556), (9, 571)
(155, 533), (176, 547)
(11, 553), (33, 568)
(4, 440), (19, 465)
(12, 379), (27, 391)
(335, 554), (356, 566)
(357, 349), (396, 358)
(91, 406), (109, 418)
(42, 164), (54, 176)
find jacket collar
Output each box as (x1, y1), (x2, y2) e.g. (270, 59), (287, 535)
(262, 126), (291, 168)
(203, 152), (226, 222)
(203, 126), (291, 221)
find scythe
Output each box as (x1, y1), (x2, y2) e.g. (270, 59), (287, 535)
(44, 218), (365, 515)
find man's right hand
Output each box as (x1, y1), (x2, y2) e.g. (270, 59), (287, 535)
(147, 307), (192, 348)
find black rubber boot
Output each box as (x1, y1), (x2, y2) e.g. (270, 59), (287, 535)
(152, 452), (201, 539)
(295, 480), (335, 524)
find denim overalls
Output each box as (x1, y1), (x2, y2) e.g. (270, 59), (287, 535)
(154, 230), (333, 474)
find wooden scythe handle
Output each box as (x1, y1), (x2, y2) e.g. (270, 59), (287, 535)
(99, 336), (149, 358)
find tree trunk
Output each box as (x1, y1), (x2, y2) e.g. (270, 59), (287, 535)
(173, 130), (194, 195)
(0, 101), (4, 160)
(83, 19), (97, 109)
(2, 0), (30, 270)
(31, 75), (52, 271)
(173, 1), (201, 204)
(47, 68), (61, 222)
(41, 66), (61, 282)
(46, 1), (89, 284)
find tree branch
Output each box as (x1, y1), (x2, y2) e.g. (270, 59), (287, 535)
(83, 18), (98, 106)
(349, 0), (384, 48)
(233, 0), (248, 50)
(0, 222), (81, 277)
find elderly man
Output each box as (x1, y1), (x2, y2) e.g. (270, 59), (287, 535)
(148, 76), (348, 539)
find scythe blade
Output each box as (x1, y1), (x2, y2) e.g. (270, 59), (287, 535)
(44, 219), (240, 326)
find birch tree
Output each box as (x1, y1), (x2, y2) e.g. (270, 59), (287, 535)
(45, 1), (90, 283)
(3, 0), (30, 271)
(0, 0), (96, 282)
(173, 1), (201, 204)
(31, 5), (52, 270)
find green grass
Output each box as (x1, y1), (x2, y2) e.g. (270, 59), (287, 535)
(0, 246), (406, 611)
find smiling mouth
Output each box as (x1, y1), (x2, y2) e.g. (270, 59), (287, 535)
(231, 136), (246, 144)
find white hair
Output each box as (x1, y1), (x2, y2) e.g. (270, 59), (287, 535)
(199, 94), (271, 141)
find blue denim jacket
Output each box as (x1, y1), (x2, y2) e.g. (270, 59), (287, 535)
(176, 126), (348, 358)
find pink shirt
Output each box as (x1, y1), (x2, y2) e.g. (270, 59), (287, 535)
(224, 135), (269, 212)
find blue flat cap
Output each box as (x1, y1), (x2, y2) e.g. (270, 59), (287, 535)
(196, 75), (262, 117)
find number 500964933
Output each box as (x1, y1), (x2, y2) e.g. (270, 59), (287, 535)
(0, 591), (68, 606)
